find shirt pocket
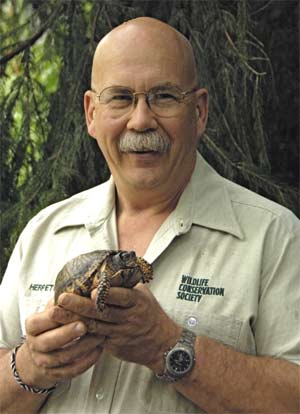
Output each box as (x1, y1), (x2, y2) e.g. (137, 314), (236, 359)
(169, 307), (256, 356)
(136, 308), (244, 414)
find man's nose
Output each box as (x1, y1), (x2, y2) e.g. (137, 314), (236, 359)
(126, 95), (158, 132)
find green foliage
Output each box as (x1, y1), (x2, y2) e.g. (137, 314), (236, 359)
(0, 0), (299, 281)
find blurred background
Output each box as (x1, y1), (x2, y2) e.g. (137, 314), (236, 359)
(0, 0), (299, 281)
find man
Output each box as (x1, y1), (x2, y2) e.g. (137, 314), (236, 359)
(0, 17), (299, 414)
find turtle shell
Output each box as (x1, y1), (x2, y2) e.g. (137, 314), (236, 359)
(54, 250), (153, 305)
(54, 250), (112, 303)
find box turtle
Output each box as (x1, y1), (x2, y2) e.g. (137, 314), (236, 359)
(54, 250), (153, 312)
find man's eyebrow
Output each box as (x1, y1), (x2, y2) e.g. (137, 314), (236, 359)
(115, 82), (177, 88)
(149, 82), (179, 91)
(152, 81), (177, 87)
(93, 82), (179, 93)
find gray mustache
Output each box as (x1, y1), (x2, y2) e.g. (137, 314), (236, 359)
(118, 131), (170, 153)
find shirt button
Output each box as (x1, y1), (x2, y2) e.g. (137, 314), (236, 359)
(187, 316), (198, 328)
(95, 387), (105, 401)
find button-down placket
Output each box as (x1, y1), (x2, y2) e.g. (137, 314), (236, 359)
(84, 352), (124, 413)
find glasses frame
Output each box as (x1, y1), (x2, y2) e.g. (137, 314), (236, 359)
(91, 84), (199, 118)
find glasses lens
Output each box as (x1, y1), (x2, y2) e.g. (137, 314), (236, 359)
(149, 87), (183, 117)
(99, 87), (133, 111)
(96, 85), (192, 118)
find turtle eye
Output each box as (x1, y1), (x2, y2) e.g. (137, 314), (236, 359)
(120, 251), (135, 262)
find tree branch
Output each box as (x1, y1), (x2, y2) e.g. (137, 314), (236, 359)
(0, 4), (62, 66)
(224, 30), (267, 76)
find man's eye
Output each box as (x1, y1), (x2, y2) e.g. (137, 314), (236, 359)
(110, 94), (132, 101)
(153, 92), (180, 103)
(156, 93), (177, 100)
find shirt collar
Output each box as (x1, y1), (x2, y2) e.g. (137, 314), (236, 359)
(53, 176), (115, 234)
(54, 152), (243, 240)
(174, 152), (244, 239)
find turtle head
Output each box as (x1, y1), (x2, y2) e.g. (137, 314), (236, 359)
(112, 250), (137, 268)
(101, 250), (153, 289)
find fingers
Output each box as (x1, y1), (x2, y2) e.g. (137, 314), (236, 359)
(95, 305), (129, 324)
(48, 286), (150, 339)
(72, 287), (151, 335)
(28, 321), (87, 352)
(49, 305), (86, 325)
(44, 346), (103, 383)
(51, 347), (102, 382)
(57, 293), (98, 318)
(91, 286), (139, 308)
(29, 335), (105, 369)
(19, 339), (103, 385)
(56, 288), (139, 323)
(26, 308), (63, 336)
(20, 300), (108, 389)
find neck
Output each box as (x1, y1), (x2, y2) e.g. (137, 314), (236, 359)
(116, 183), (182, 217)
(115, 175), (191, 256)
(115, 166), (194, 217)
(113, 157), (196, 255)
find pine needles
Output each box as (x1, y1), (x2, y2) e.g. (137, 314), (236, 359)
(0, 0), (299, 280)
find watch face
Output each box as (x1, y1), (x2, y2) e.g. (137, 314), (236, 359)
(166, 347), (194, 377)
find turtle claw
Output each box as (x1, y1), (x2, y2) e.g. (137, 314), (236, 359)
(136, 257), (153, 283)
(96, 274), (110, 312)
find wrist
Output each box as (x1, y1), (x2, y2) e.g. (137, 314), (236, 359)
(150, 324), (183, 375)
(155, 327), (196, 382)
(15, 342), (57, 390)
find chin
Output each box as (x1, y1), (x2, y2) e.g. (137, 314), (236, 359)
(126, 172), (164, 190)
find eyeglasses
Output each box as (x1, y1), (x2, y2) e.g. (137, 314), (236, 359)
(92, 84), (198, 118)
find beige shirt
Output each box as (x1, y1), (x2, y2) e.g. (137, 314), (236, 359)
(1, 152), (299, 413)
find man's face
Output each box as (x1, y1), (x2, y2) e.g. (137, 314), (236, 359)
(84, 24), (208, 193)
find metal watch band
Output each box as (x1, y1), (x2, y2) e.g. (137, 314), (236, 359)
(156, 328), (196, 382)
(180, 328), (196, 347)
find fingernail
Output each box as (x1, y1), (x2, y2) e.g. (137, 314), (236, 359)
(58, 293), (69, 306)
(75, 322), (86, 335)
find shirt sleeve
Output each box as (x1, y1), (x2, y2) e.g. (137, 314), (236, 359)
(254, 210), (300, 365)
(0, 233), (24, 349)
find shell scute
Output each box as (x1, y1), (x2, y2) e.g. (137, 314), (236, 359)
(54, 250), (153, 310)
(54, 250), (113, 303)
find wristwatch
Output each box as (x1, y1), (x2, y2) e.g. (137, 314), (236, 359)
(156, 328), (196, 382)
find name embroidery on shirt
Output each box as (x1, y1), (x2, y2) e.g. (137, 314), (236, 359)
(176, 274), (225, 303)
(29, 283), (54, 292)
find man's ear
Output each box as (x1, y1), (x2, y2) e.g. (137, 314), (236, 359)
(195, 88), (209, 137)
(84, 91), (97, 138)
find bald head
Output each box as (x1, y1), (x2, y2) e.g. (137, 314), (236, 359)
(91, 17), (198, 90)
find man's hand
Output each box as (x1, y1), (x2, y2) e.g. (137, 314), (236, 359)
(18, 300), (105, 389)
(57, 285), (181, 373)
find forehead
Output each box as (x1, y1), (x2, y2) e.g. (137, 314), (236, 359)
(92, 24), (194, 89)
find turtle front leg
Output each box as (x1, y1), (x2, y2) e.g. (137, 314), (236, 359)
(96, 273), (110, 312)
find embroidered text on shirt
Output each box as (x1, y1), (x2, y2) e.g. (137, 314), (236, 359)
(176, 274), (225, 302)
